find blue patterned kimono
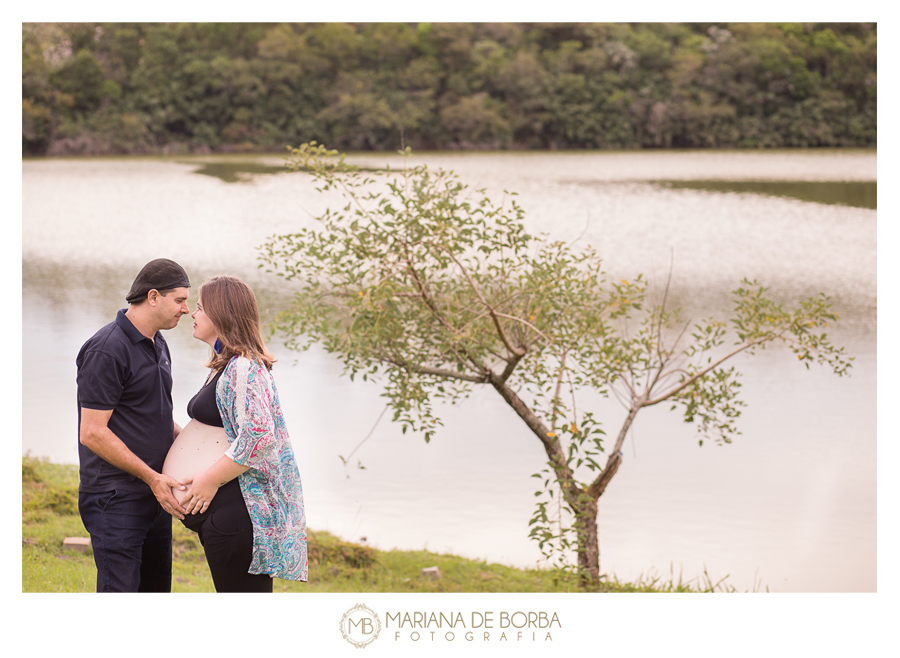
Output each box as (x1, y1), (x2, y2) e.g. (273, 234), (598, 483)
(216, 356), (308, 581)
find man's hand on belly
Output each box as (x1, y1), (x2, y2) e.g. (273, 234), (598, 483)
(149, 472), (188, 519)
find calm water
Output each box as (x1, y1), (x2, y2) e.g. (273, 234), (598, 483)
(21, 149), (876, 592)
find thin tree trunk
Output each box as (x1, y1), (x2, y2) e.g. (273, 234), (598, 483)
(489, 372), (605, 589)
(576, 499), (600, 588)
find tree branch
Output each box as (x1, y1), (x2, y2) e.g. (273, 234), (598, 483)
(643, 335), (774, 407)
(586, 396), (644, 499)
(488, 371), (582, 508)
(550, 351), (569, 432)
(402, 244), (456, 334)
(382, 355), (489, 383)
(492, 311), (555, 347)
(497, 351), (525, 385)
(589, 333), (781, 501)
(443, 248), (526, 358)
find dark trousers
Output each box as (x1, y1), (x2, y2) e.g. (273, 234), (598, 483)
(78, 488), (172, 593)
(181, 479), (273, 593)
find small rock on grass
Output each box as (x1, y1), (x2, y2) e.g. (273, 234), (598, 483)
(62, 537), (91, 553)
(422, 566), (441, 580)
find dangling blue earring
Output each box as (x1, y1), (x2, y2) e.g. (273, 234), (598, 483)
(214, 338), (222, 354)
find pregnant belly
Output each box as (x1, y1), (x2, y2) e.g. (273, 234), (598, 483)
(163, 419), (229, 504)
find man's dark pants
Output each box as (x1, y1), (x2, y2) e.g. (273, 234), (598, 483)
(79, 488), (172, 592)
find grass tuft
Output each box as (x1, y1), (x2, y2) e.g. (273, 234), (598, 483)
(308, 529), (378, 569)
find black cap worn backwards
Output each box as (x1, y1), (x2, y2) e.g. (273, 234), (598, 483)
(125, 258), (191, 304)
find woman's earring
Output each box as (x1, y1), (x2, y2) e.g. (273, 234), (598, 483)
(214, 338), (222, 354)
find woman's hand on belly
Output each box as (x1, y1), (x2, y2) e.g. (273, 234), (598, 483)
(180, 469), (219, 515)
(180, 454), (250, 515)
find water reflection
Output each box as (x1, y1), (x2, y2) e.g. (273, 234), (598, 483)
(182, 161), (290, 183)
(658, 180), (876, 209)
(181, 159), (390, 184)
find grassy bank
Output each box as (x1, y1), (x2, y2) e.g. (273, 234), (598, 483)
(23, 456), (734, 593)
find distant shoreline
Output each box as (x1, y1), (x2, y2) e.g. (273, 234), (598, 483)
(22, 144), (879, 160)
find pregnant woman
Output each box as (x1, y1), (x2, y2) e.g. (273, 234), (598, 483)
(163, 275), (307, 591)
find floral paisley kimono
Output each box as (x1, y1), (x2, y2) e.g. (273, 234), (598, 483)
(216, 355), (308, 581)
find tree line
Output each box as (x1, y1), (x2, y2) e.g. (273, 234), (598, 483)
(22, 22), (876, 156)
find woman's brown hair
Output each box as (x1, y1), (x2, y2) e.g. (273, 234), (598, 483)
(200, 275), (276, 371)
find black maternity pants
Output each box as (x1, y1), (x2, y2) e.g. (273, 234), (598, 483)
(181, 479), (273, 593)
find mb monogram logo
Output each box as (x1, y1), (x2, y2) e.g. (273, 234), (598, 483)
(340, 604), (382, 648)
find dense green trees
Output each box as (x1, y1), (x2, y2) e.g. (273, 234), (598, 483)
(22, 22), (876, 156)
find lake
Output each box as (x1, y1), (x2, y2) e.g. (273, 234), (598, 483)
(21, 148), (876, 592)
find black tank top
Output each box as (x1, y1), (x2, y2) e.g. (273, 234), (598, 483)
(187, 369), (225, 427)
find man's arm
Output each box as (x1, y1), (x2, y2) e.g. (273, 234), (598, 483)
(80, 408), (187, 519)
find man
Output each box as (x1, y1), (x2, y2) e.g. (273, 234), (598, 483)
(76, 258), (191, 592)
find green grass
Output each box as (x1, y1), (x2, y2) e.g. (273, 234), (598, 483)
(22, 456), (741, 593)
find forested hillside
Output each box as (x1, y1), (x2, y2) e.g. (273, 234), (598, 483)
(22, 22), (876, 156)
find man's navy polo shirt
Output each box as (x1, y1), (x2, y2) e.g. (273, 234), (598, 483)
(76, 309), (175, 493)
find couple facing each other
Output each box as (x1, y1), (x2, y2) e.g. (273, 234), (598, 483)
(76, 258), (307, 593)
